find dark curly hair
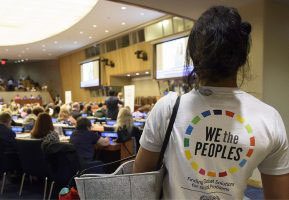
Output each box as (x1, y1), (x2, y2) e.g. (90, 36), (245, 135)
(185, 6), (251, 88)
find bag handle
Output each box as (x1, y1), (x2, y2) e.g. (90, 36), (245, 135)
(156, 96), (181, 170)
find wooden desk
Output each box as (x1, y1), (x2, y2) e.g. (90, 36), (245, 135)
(15, 99), (42, 105)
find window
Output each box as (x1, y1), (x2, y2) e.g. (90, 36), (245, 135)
(162, 19), (173, 36)
(145, 21), (163, 41)
(173, 17), (184, 33)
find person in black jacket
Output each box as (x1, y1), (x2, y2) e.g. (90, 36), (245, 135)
(0, 112), (17, 153)
(70, 118), (109, 165)
(105, 90), (123, 120)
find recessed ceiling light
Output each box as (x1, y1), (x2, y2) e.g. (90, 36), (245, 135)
(42, 44), (46, 47)
(140, 12), (144, 16)
(21, 59), (24, 62)
(121, 6), (126, 10)
(89, 36), (92, 39)
(5, 49), (8, 51)
(105, 30), (109, 33)
(80, 31), (83, 34)
(121, 22), (126, 25)
(54, 41), (58, 44)
(26, 47), (29, 50)
(136, 73), (140, 75)
(145, 71), (149, 74)
(42, 49), (46, 51)
(92, 24), (97, 28)
(127, 74), (131, 77)
(73, 41), (78, 44)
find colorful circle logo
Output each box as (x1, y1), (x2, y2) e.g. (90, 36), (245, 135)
(183, 109), (255, 178)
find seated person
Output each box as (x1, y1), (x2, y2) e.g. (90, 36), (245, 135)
(94, 103), (107, 118)
(0, 112), (17, 153)
(14, 94), (21, 100)
(58, 105), (76, 126)
(71, 102), (81, 120)
(70, 117), (109, 164)
(82, 105), (93, 117)
(111, 107), (142, 151)
(132, 104), (151, 119)
(30, 113), (60, 149)
(52, 106), (60, 119)
(23, 106), (44, 126)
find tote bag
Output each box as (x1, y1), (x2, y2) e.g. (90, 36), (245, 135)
(75, 96), (181, 200)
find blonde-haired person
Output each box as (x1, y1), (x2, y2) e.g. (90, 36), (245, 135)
(109, 107), (142, 151)
(57, 104), (76, 126)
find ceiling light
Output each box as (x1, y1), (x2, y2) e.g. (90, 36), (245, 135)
(54, 41), (58, 44)
(21, 59), (24, 62)
(121, 6), (126, 10)
(140, 13), (144, 16)
(0, 0), (98, 45)
(92, 24), (97, 28)
(121, 22), (126, 25)
(42, 44), (46, 47)
(80, 31), (84, 34)
(73, 41), (78, 44)
(26, 47), (29, 50)
(145, 71), (149, 74)
(105, 30), (109, 33)
(136, 73), (140, 76)
(89, 36), (92, 39)
(127, 74), (131, 77)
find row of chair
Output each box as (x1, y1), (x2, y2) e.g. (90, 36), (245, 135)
(0, 139), (81, 200)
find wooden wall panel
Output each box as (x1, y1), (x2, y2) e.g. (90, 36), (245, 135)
(59, 41), (154, 101)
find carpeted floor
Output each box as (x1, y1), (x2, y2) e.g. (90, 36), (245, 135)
(0, 175), (264, 200)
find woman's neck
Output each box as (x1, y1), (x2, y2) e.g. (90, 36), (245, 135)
(203, 77), (237, 88)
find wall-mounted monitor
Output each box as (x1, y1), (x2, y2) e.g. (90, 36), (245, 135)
(80, 59), (100, 87)
(155, 36), (193, 79)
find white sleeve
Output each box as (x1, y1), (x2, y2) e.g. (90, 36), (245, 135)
(258, 110), (289, 175)
(140, 93), (177, 152)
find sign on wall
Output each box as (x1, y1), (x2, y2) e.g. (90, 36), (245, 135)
(65, 91), (72, 104)
(124, 85), (135, 112)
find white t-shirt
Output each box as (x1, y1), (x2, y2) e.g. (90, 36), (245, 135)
(140, 87), (289, 200)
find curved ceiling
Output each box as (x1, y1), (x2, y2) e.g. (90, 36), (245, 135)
(0, 0), (98, 46)
(0, 0), (164, 61)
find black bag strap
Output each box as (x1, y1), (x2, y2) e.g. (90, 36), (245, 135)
(156, 95), (181, 170)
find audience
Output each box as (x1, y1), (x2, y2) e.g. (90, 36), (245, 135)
(114, 107), (142, 151)
(71, 102), (81, 120)
(52, 105), (60, 119)
(0, 112), (17, 153)
(70, 117), (109, 165)
(30, 113), (60, 148)
(94, 103), (106, 118)
(82, 105), (93, 117)
(58, 105), (76, 125)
